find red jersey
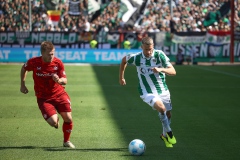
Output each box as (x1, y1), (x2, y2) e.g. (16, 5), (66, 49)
(24, 56), (67, 99)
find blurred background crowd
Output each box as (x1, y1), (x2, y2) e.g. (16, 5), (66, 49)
(0, 0), (240, 33)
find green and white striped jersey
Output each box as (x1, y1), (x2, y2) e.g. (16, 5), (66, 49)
(126, 49), (172, 96)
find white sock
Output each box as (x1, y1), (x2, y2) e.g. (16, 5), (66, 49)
(162, 118), (171, 137)
(159, 112), (171, 133)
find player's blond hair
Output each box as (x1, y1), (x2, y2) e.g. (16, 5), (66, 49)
(41, 41), (54, 54)
(141, 37), (153, 45)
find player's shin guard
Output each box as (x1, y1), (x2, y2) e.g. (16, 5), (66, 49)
(62, 122), (73, 142)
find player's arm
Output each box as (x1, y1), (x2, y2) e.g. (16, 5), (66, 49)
(20, 64), (29, 94)
(152, 65), (176, 76)
(53, 62), (67, 85)
(52, 74), (67, 85)
(119, 56), (127, 85)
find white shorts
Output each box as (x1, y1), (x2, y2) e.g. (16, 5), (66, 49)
(140, 91), (172, 111)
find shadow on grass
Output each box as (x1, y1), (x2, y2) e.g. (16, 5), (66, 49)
(0, 146), (128, 152)
(91, 66), (159, 151)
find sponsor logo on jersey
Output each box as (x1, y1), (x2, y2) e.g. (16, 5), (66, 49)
(36, 72), (56, 77)
(140, 67), (153, 74)
(37, 67), (41, 70)
(54, 66), (58, 70)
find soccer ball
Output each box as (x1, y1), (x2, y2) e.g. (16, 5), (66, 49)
(128, 139), (146, 156)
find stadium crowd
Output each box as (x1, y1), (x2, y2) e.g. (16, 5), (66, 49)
(0, 0), (240, 33)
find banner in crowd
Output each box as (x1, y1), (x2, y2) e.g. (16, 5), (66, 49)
(68, 0), (81, 15)
(0, 31), (240, 61)
(234, 31), (240, 42)
(47, 10), (61, 26)
(120, 0), (137, 23)
(206, 30), (231, 45)
(0, 32), (78, 47)
(172, 32), (206, 44)
(125, 0), (147, 26)
(88, 0), (100, 14)
(44, 0), (60, 10)
(106, 32), (168, 49)
(171, 31), (239, 59)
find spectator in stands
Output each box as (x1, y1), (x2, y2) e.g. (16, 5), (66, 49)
(84, 17), (90, 32)
(192, 23), (201, 32)
(1, 0), (239, 34)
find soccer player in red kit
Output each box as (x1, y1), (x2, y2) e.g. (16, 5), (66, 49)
(20, 41), (75, 148)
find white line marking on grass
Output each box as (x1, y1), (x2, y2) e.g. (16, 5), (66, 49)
(74, 84), (240, 89)
(191, 66), (240, 78)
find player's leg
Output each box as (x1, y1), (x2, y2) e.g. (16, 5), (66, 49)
(37, 98), (59, 128)
(140, 94), (175, 147)
(162, 111), (172, 137)
(56, 93), (75, 148)
(158, 94), (176, 145)
(47, 114), (59, 128)
(60, 112), (73, 143)
(160, 110), (173, 147)
(154, 100), (172, 134)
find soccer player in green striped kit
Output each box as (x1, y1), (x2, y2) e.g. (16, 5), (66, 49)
(119, 37), (177, 148)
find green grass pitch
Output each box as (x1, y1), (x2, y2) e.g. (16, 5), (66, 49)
(0, 64), (240, 160)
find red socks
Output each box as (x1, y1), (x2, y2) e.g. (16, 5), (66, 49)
(62, 122), (73, 142)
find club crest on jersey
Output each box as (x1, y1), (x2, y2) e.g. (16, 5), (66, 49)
(37, 67), (41, 70)
(53, 66), (58, 70)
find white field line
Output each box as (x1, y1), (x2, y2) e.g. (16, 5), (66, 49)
(66, 84), (240, 89)
(191, 66), (240, 78)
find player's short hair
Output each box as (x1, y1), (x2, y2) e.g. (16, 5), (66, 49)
(41, 41), (54, 54)
(141, 37), (153, 45)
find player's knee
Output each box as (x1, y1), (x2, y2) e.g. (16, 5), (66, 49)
(63, 116), (73, 123)
(46, 116), (59, 127)
(154, 101), (166, 113)
(48, 121), (58, 127)
(64, 119), (72, 123)
(60, 112), (73, 123)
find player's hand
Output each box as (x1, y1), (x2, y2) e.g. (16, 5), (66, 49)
(119, 78), (126, 86)
(52, 74), (60, 83)
(20, 85), (29, 94)
(151, 67), (162, 73)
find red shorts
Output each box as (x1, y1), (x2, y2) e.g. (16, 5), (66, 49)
(37, 92), (72, 120)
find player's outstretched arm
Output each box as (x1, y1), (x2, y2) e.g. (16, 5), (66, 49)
(20, 64), (29, 94)
(119, 56), (127, 85)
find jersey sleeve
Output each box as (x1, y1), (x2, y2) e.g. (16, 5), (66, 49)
(126, 54), (135, 64)
(159, 51), (172, 68)
(58, 61), (67, 78)
(24, 58), (34, 71)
